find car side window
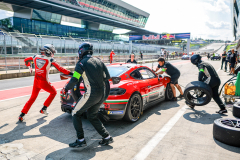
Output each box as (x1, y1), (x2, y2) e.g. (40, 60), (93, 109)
(130, 70), (142, 79)
(139, 69), (150, 79)
(146, 69), (156, 78)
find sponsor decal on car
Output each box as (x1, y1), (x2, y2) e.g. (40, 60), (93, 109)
(107, 111), (124, 115)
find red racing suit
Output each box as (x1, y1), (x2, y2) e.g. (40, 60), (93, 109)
(22, 55), (71, 114)
(110, 51), (115, 63)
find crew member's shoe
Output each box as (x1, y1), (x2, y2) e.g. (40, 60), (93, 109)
(19, 113), (25, 122)
(40, 106), (49, 116)
(69, 139), (87, 148)
(170, 97), (177, 101)
(99, 136), (114, 145)
(216, 109), (227, 114)
(177, 94), (184, 99)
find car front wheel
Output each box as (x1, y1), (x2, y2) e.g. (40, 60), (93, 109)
(123, 93), (142, 122)
(165, 84), (174, 101)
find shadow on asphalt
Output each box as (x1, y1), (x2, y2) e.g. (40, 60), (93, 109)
(44, 101), (180, 159)
(183, 108), (227, 124)
(0, 117), (46, 143)
(213, 138), (240, 153)
(0, 100), (180, 159)
(45, 144), (113, 160)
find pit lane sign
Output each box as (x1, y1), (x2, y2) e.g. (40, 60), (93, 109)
(129, 33), (190, 41)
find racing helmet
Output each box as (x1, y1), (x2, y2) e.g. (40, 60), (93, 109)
(78, 42), (93, 59)
(40, 44), (56, 57)
(191, 54), (202, 65)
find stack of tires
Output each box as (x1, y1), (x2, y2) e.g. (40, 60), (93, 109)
(213, 101), (240, 147)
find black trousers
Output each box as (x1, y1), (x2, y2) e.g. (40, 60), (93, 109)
(72, 88), (109, 139)
(221, 60), (227, 70)
(211, 81), (225, 110)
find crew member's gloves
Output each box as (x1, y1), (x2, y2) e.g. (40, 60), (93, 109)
(69, 72), (74, 75)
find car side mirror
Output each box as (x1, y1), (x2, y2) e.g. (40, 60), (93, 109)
(112, 77), (121, 84)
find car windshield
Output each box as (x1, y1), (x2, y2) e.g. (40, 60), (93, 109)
(107, 66), (129, 77)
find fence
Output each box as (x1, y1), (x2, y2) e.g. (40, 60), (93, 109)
(0, 30), (182, 55)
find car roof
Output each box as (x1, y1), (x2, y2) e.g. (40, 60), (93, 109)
(107, 63), (143, 69)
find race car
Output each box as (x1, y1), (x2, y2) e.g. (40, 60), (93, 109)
(211, 54), (221, 60)
(60, 63), (173, 122)
(181, 55), (191, 60)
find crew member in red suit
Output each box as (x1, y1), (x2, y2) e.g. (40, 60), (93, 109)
(110, 50), (115, 63)
(19, 44), (73, 122)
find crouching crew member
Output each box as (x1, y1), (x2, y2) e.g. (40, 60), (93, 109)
(155, 58), (184, 101)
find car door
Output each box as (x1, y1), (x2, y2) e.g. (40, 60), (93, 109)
(138, 68), (162, 102)
(130, 69), (149, 106)
(146, 69), (165, 101)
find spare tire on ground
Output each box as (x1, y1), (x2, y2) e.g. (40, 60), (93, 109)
(213, 118), (240, 147)
(233, 102), (240, 118)
(184, 81), (212, 106)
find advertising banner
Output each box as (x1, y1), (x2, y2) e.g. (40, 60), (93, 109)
(129, 33), (190, 41)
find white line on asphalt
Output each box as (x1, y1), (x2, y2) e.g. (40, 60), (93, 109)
(133, 66), (221, 160)
(0, 89), (62, 102)
(132, 105), (187, 160)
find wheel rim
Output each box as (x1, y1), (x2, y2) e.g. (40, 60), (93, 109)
(130, 96), (141, 119)
(220, 119), (240, 128)
(186, 88), (208, 105)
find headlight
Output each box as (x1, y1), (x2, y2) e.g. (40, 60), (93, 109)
(109, 88), (126, 95)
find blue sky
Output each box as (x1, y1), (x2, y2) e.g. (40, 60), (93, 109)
(0, 0), (233, 40)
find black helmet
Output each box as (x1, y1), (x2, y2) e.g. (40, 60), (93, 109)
(78, 42), (93, 59)
(40, 44), (56, 57)
(191, 54), (202, 65)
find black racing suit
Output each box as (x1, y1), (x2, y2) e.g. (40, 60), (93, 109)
(158, 62), (180, 84)
(65, 54), (110, 139)
(197, 61), (225, 110)
(126, 59), (137, 64)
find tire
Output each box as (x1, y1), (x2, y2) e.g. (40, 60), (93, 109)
(123, 93), (142, 122)
(184, 81), (212, 106)
(213, 118), (240, 147)
(233, 103), (240, 118)
(165, 83), (174, 101)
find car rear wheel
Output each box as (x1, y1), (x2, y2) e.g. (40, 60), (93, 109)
(165, 83), (174, 101)
(123, 93), (142, 122)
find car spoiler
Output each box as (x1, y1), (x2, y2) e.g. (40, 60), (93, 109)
(60, 73), (121, 84)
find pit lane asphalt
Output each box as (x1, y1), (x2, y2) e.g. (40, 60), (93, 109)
(0, 59), (239, 160)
